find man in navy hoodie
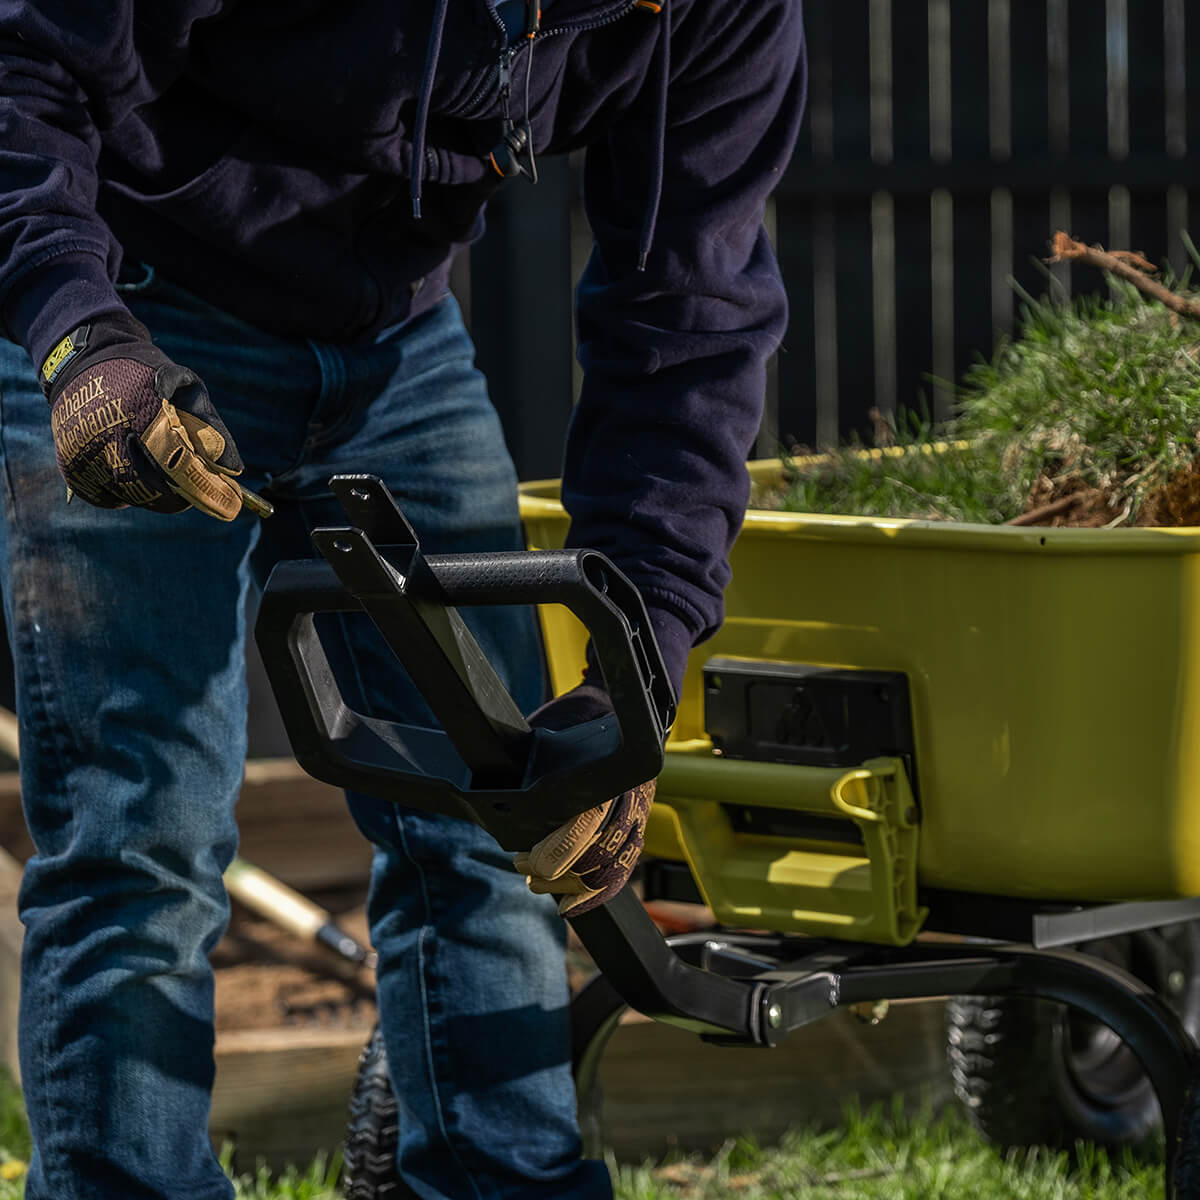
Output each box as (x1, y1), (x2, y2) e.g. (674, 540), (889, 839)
(0, 1), (805, 1196)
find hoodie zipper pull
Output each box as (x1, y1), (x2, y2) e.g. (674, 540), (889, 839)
(490, 41), (536, 182)
(498, 50), (514, 121)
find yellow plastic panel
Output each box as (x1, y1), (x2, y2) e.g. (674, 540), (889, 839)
(646, 750), (925, 944)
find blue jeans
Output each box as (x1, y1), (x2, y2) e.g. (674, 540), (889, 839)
(0, 273), (612, 1200)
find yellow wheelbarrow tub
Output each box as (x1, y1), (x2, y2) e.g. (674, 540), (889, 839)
(520, 460), (1200, 934)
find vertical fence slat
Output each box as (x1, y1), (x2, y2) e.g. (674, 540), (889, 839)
(988, 0), (1014, 339)
(949, 0), (994, 396)
(927, 0), (954, 418)
(1163, 0), (1188, 274)
(1007, 0), (1052, 316)
(1126, 0), (1168, 266)
(829, 0), (876, 440)
(1107, 0), (1133, 263)
(1062, 0), (1112, 299)
(889, 0), (934, 418)
(1185, 2), (1200, 280)
(869, 0), (897, 419)
(471, 160), (574, 480)
(775, 2), (824, 449)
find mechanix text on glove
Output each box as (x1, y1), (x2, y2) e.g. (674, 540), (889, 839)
(42, 314), (271, 520)
(513, 779), (656, 917)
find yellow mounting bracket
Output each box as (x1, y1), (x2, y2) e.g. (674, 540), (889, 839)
(647, 749), (928, 946)
(828, 759), (927, 944)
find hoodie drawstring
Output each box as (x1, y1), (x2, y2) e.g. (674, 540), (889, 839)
(636, 0), (670, 271)
(411, 0), (451, 219)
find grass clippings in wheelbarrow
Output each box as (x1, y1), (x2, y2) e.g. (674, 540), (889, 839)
(766, 237), (1200, 530)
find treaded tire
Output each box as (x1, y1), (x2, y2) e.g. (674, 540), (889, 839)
(947, 923), (1200, 1152)
(342, 1025), (415, 1199)
(342, 1021), (606, 1196)
(947, 994), (1069, 1147)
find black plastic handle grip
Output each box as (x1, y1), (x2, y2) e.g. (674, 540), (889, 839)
(427, 547), (673, 750)
(255, 476), (676, 849)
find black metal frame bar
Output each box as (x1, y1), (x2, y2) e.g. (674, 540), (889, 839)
(1032, 897), (1200, 949)
(569, 889), (1198, 1195)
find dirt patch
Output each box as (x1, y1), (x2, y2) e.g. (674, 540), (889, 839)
(1018, 475), (1117, 527)
(1139, 459), (1200, 527)
(1014, 457), (1200, 528)
(212, 886), (375, 1033)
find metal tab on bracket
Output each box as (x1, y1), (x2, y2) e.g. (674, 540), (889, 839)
(312, 521), (531, 787)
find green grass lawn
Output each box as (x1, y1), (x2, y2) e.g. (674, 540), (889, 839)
(0, 1073), (1167, 1198)
(611, 1104), (1166, 1199)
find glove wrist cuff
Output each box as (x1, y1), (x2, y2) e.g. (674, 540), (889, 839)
(2, 253), (122, 376)
(41, 311), (157, 399)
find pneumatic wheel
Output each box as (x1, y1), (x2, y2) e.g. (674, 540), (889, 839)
(946, 921), (1200, 1152)
(342, 1025), (416, 1200)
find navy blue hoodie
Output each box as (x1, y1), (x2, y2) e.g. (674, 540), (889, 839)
(0, 0), (806, 695)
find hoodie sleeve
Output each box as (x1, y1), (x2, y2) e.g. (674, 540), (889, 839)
(0, 2), (201, 372)
(564, 0), (806, 698)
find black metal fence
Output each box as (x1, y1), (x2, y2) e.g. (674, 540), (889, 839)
(469, 0), (1200, 479)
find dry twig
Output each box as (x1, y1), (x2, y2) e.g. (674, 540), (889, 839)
(1004, 493), (1083, 526)
(1048, 231), (1200, 321)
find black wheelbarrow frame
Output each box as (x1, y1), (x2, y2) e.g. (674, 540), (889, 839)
(255, 475), (1200, 1196)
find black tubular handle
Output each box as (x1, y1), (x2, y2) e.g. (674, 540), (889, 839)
(426, 547), (673, 747)
(254, 475), (676, 850)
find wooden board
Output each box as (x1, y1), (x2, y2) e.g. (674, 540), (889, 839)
(210, 1026), (370, 1173)
(0, 765), (953, 1171)
(0, 759), (374, 1159)
(0, 849), (22, 1087)
(0, 761), (372, 892)
(0, 775), (25, 865)
(596, 1000), (950, 1160)
(235, 759), (372, 891)
(207, 1001), (950, 1172)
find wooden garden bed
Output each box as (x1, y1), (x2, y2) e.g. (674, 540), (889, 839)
(0, 761), (950, 1171)
(0, 761), (376, 1172)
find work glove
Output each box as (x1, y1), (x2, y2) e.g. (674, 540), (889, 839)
(40, 312), (268, 521)
(513, 679), (656, 918)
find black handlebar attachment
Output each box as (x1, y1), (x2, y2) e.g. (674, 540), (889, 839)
(255, 475), (676, 849)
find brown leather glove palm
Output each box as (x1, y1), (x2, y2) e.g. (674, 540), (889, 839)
(513, 681), (656, 917)
(41, 312), (267, 520)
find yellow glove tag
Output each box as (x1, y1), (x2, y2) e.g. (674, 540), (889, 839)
(42, 332), (80, 385)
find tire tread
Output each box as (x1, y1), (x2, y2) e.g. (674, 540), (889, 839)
(946, 994), (1068, 1148)
(342, 1025), (413, 1200)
